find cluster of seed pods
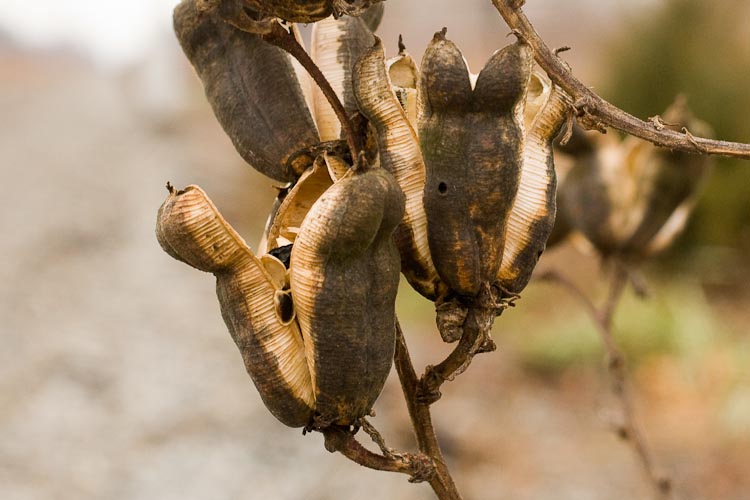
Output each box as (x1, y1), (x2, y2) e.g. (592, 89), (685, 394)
(157, 0), (568, 427)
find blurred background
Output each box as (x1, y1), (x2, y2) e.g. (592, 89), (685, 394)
(1, 0), (748, 499)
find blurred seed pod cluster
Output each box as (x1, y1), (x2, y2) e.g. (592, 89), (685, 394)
(552, 97), (714, 261)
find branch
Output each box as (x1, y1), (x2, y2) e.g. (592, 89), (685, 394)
(394, 321), (463, 500)
(492, 0), (750, 159)
(322, 425), (433, 481)
(418, 286), (498, 404)
(538, 267), (673, 500)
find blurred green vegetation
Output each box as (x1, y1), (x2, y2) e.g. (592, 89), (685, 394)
(598, 0), (750, 272)
(511, 280), (738, 378)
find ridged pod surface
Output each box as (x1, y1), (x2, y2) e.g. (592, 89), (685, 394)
(174, 0), (319, 182)
(310, 13), (375, 141)
(418, 30), (533, 296)
(559, 98), (713, 259)
(496, 73), (570, 294)
(156, 185), (314, 427)
(353, 38), (446, 301)
(290, 168), (405, 426)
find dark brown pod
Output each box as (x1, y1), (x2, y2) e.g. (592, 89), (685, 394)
(174, 0), (319, 182)
(418, 31), (533, 296)
(291, 168), (405, 426)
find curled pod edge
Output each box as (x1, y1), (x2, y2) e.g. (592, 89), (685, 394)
(156, 185), (315, 427)
(353, 38), (447, 301)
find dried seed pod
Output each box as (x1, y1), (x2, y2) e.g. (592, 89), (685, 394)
(353, 38), (447, 301)
(558, 97), (713, 259)
(156, 184), (314, 427)
(291, 168), (404, 426)
(418, 30), (533, 296)
(157, 166), (404, 428)
(496, 73), (570, 294)
(239, 0), (384, 23)
(310, 13), (375, 141)
(174, 0), (319, 182)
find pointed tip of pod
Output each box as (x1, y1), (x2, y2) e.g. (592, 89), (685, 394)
(420, 30), (472, 111)
(434, 27), (448, 41)
(397, 34), (406, 54)
(473, 41), (533, 112)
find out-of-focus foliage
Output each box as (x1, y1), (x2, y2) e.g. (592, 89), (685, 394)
(600, 0), (750, 273)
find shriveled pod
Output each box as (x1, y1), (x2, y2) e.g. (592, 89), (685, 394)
(353, 38), (447, 301)
(239, 0), (384, 23)
(418, 30), (533, 297)
(156, 166), (404, 428)
(310, 12), (376, 141)
(495, 72), (570, 294)
(559, 97), (713, 259)
(156, 184), (313, 427)
(174, 0), (319, 182)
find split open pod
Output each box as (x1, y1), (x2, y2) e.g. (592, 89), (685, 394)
(555, 97), (713, 260)
(353, 31), (569, 340)
(174, 0), (382, 182)
(156, 161), (404, 428)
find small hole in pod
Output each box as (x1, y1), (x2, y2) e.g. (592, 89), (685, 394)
(438, 182), (448, 194)
(274, 290), (296, 325)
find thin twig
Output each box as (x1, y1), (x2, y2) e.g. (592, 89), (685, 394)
(394, 321), (463, 499)
(322, 426), (433, 482)
(538, 267), (673, 499)
(417, 285), (498, 404)
(491, 0), (750, 159)
(262, 23), (363, 163)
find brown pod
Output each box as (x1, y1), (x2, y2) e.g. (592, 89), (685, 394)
(239, 0), (383, 23)
(497, 73), (570, 294)
(310, 13), (375, 141)
(174, 0), (319, 182)
(291, 168), (404, 426)
(353, 38), (447, 301)
(418, 30), (532, 296)
(156, 184), (315, 427)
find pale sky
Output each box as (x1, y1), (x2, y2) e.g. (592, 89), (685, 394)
(0, 0), (180, 68)
(0, 0), (659, 71)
